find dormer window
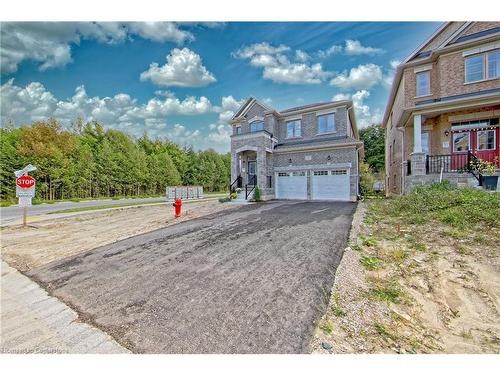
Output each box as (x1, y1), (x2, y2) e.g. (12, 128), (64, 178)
(250, 121), (264, 132)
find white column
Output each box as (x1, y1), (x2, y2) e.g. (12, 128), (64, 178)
(413, 114), (422, 153)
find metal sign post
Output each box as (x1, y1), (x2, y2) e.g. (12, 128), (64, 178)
(15, 165), (37, 228)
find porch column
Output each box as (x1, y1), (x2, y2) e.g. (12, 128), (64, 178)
(231, 152), (239, 185)
(256, 148), (266, 191)
(410, 114), (426, 176)
(413, 114), (422, 153)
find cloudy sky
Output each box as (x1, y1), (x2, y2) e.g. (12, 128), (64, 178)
(0, 22), (440, 152)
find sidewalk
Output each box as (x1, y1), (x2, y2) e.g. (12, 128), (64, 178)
(0, 261), (129, 353)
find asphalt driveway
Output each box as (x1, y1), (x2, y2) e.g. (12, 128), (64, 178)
(27, 200), (356, 353)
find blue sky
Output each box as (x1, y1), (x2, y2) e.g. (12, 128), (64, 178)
(0, 22), (440, 152)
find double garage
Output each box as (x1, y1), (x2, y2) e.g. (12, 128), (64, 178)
(275, 168), (352, 201)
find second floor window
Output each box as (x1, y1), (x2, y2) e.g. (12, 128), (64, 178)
(465, 49), (500, 83)
(250, 121), (264, 132)
(286, 120), (301, 138)
(318, 113), (335, 134)
(416, 71), (430, 96)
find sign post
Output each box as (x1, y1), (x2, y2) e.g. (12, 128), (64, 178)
(15, 165), (37, 228)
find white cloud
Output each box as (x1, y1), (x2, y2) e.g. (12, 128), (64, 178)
(233, 42), (331, 84)
(139, 48), (216, 87)
(295, 50), (310, 62)
(383, 59), (402, 88)
(0, 22), (196, 74)
(0, 79), (239, 152)
(332, 90), (382, 128)
(232, 42), (290, 59)
(344, 40), (384, 55)
(330, 63), (383, 90)
(317, 40), (384, 58)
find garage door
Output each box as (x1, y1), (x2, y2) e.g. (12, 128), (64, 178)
(275, 171), (307, 200)
(311, 169), (350, 201)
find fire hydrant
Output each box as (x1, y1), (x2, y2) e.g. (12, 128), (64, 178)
(172, 198), (182, 218)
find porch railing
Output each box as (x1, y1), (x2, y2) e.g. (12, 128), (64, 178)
(245, 175), (257, 200)
(405, 151), (483, 185)
(229, 175), (242, 192)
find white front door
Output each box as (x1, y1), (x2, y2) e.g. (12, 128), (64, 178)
(311, 169), (350, 201)
(275, 171), (307, 200)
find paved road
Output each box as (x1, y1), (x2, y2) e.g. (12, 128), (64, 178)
(1, 262), (128, 353)
(0, 197), (165, 226)
(27, 201), (356, 353)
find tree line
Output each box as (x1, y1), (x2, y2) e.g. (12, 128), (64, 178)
(0, 119), (231, 202)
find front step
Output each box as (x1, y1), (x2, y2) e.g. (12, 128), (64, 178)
(231, 190), (254, 204)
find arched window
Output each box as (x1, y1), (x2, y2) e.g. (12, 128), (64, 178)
(250, 121), (264, 132)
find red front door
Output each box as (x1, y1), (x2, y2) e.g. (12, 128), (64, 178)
(452, 127), (500, 169)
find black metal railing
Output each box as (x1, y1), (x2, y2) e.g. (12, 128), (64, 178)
(245, 175), (257, 200)
(267, 176), (272, 188)
(406, 160), (412, 176)
(424, 151), (483, 185)
(467, 152), (483, 186)
(229, 175), (242, 192)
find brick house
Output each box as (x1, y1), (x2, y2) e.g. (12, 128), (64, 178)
(229, 98), (363, 201)
(384, 22), (500, 194)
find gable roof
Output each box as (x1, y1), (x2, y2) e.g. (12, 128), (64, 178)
(231, 97), (274, 120)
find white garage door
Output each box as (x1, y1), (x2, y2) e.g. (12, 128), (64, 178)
(275, 171), (307, 200)
(311, 169), (350, 201)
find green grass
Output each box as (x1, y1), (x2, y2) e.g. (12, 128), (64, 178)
(371, 181), (500, 229)
(48, 201), (163, 214)
(370, 281), (402, 304)
(360, 255), (382, 271)
(319, 321), (334, 335)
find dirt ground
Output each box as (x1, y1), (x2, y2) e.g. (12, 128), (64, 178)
(312, 201), (500, 354)
(26, 201), (355, 353)
(1, 200), (232, 272)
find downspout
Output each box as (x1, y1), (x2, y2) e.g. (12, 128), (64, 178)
(396, 127), (405, 195)
(348, 104), (360, 198)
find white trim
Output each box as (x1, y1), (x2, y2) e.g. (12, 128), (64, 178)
(284, 115), (302, 122)
(414, 64), (432, 73)
(234, 145), (258, 154)
(315, 108), (338, 117)
(476, 129), (497, 151)
(274, 162), (352, 172)
(248, 116), (264, 123)
(452, 131), (470, 153)
(462, 41), (500, 57)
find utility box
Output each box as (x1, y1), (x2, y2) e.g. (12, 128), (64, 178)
(166, 186), (204, 201)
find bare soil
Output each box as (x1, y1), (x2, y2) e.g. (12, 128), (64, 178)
(1, 200), (232, 272)
(312, 200), (500, 354)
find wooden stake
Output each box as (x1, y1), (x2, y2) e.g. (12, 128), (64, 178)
(23, 207), (27, 227)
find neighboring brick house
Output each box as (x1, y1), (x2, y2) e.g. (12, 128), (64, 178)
(229, 98), (363, 201)
(384, 22), (500, 195)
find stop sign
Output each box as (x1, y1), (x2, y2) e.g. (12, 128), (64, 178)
(16, 175), (36, 189)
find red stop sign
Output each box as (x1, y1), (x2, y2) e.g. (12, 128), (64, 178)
(16, 175), (36, 189)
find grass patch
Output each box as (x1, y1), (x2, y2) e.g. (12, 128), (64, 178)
(360, 255), (382, 271)
(319, 321), (334, 335)
(331, 292), (347, 318)
(48, 200), (165, 214)
(389, 248), (408, 263)
(350, 243), (362, 252)
(370, 280), (402, 304)
(370, 182), (500, 229)
(362, 237), (378, 247)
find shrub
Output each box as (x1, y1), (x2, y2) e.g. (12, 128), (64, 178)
(359, 161), (375, 196)
(253, 186), (261, 202)
(219, 197), (231, 203)
(229, 192), (237, 199)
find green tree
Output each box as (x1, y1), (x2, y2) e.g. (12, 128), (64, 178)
(359, 124), (385, 172)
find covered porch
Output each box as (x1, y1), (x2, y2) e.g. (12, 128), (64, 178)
(230, 146), (273, 199)
(404, 103), (500, 192)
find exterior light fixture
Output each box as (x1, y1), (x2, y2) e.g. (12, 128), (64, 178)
(288, 158), (292, 164)
(444, 130), (450, 137)
(327, 155), (332, 161)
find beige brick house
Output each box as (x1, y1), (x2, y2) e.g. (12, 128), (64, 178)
(384, 22), (500, 194)
(230, 98), (363, 202)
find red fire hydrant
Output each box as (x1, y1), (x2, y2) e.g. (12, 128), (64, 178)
(173, 198), (182, 218)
